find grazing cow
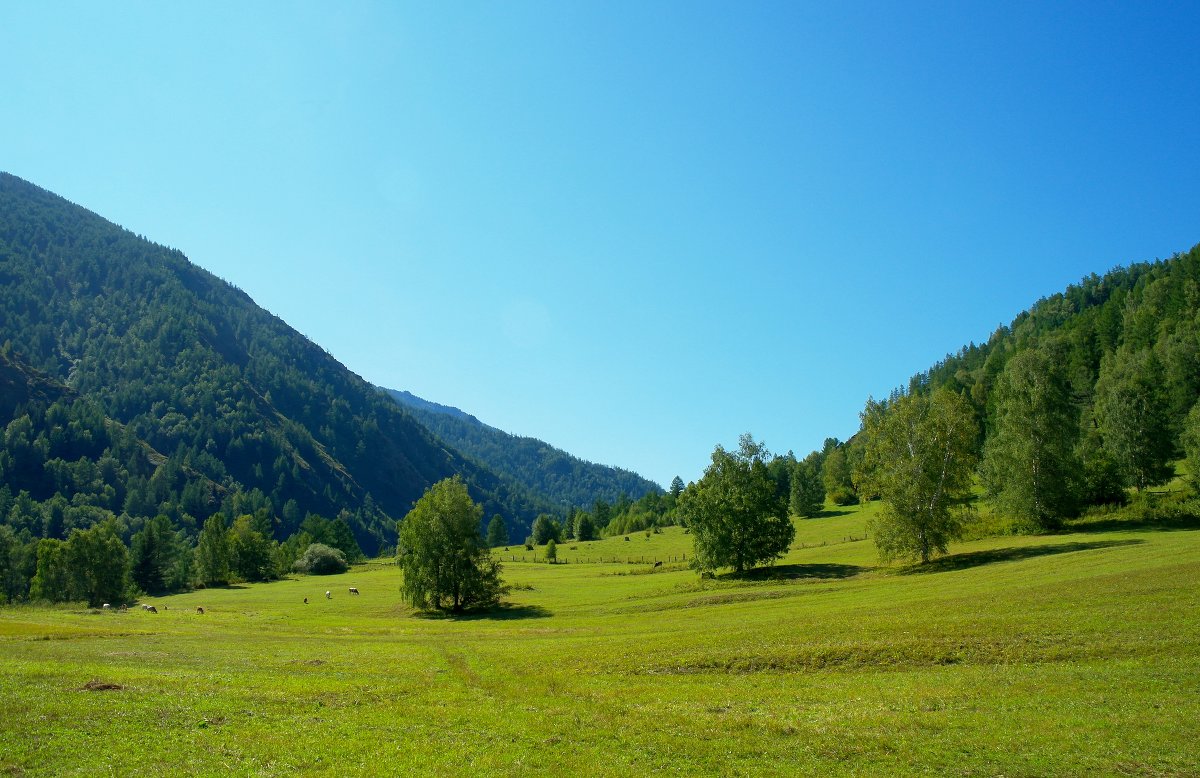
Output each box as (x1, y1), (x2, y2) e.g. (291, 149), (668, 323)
(304, 597), (309, 605)
(146, 605), (158, 613)
(325, 591), (332, 600)
(196, 607), (205, 615)
(653, 561), (663, 568)
(141, 604), (150, 611)
(348, 587), (359, 595)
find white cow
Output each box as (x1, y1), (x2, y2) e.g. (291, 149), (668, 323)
(325, 591), (332, 600)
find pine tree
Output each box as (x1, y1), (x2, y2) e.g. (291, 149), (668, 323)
(130, 515), (178, 594)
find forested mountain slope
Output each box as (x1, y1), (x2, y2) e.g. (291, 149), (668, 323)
(780, 243), (1200, 537)
(0, 173), (552, 552)
(865, 242), (1200, 526)
(911, 244), (1200, 435)
(382, 388), (663, 508)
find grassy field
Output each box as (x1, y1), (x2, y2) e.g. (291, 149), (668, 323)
(2, 501), (1198, 776)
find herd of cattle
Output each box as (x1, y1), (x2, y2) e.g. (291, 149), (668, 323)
(101, 587), (363, 614)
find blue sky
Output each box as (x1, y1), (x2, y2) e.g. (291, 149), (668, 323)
(3, 2), (1199, 488)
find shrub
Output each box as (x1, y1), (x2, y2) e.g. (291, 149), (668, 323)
(828, 486), (859, 506)
(292, 543), (349, 575)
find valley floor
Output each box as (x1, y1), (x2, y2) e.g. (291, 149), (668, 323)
(2, 507), (1198, 776)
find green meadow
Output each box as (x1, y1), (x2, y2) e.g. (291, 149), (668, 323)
(2, 503), (1198, 776)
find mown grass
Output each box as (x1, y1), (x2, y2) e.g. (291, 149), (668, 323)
(2, 505), (1198, 776)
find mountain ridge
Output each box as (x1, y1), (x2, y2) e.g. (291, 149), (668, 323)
(382, 386), (663, 509)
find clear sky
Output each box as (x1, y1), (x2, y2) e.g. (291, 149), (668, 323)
(3, 2), (1199, 488)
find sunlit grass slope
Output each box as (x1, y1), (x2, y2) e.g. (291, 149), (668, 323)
(2, 505), (1197, 776)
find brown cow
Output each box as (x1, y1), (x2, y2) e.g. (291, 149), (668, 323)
(196, 607), (205, 615)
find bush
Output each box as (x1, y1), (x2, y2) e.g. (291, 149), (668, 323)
(828, 486), (859, 506)
(292, 543), (349, 575)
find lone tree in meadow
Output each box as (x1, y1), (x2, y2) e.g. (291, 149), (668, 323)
(398, 477), (507, 612)
(679, 434), (794, 575)
(860, 388), (977, 564)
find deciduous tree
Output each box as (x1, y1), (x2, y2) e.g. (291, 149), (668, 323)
(679, 434), (794, 574)
(1182, 400), (1200, 489)
(194, 514), (230, 586)
(65, 519), (130, 607)
(1094, 348), (1174, 490)
(228, 514), (276, 582)
(531, 514), (562, 545)
(398, 477), (506, 612)
(980, 348), (1080, 530)
(573, 512), (597, 542)
(861, 388), (977, 564)
(486, 514), (509, 547)
(789, 453), (825, 518)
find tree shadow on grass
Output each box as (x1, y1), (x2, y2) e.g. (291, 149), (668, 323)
(1065, 514), (1200, 534)
(900, 539), (1144, 575)
(813, 508), (856, 519)
(415, 603), (552, 621)
(720, 563), (868, 582)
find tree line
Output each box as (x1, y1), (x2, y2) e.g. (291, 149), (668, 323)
(0, 505), (365, 606)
